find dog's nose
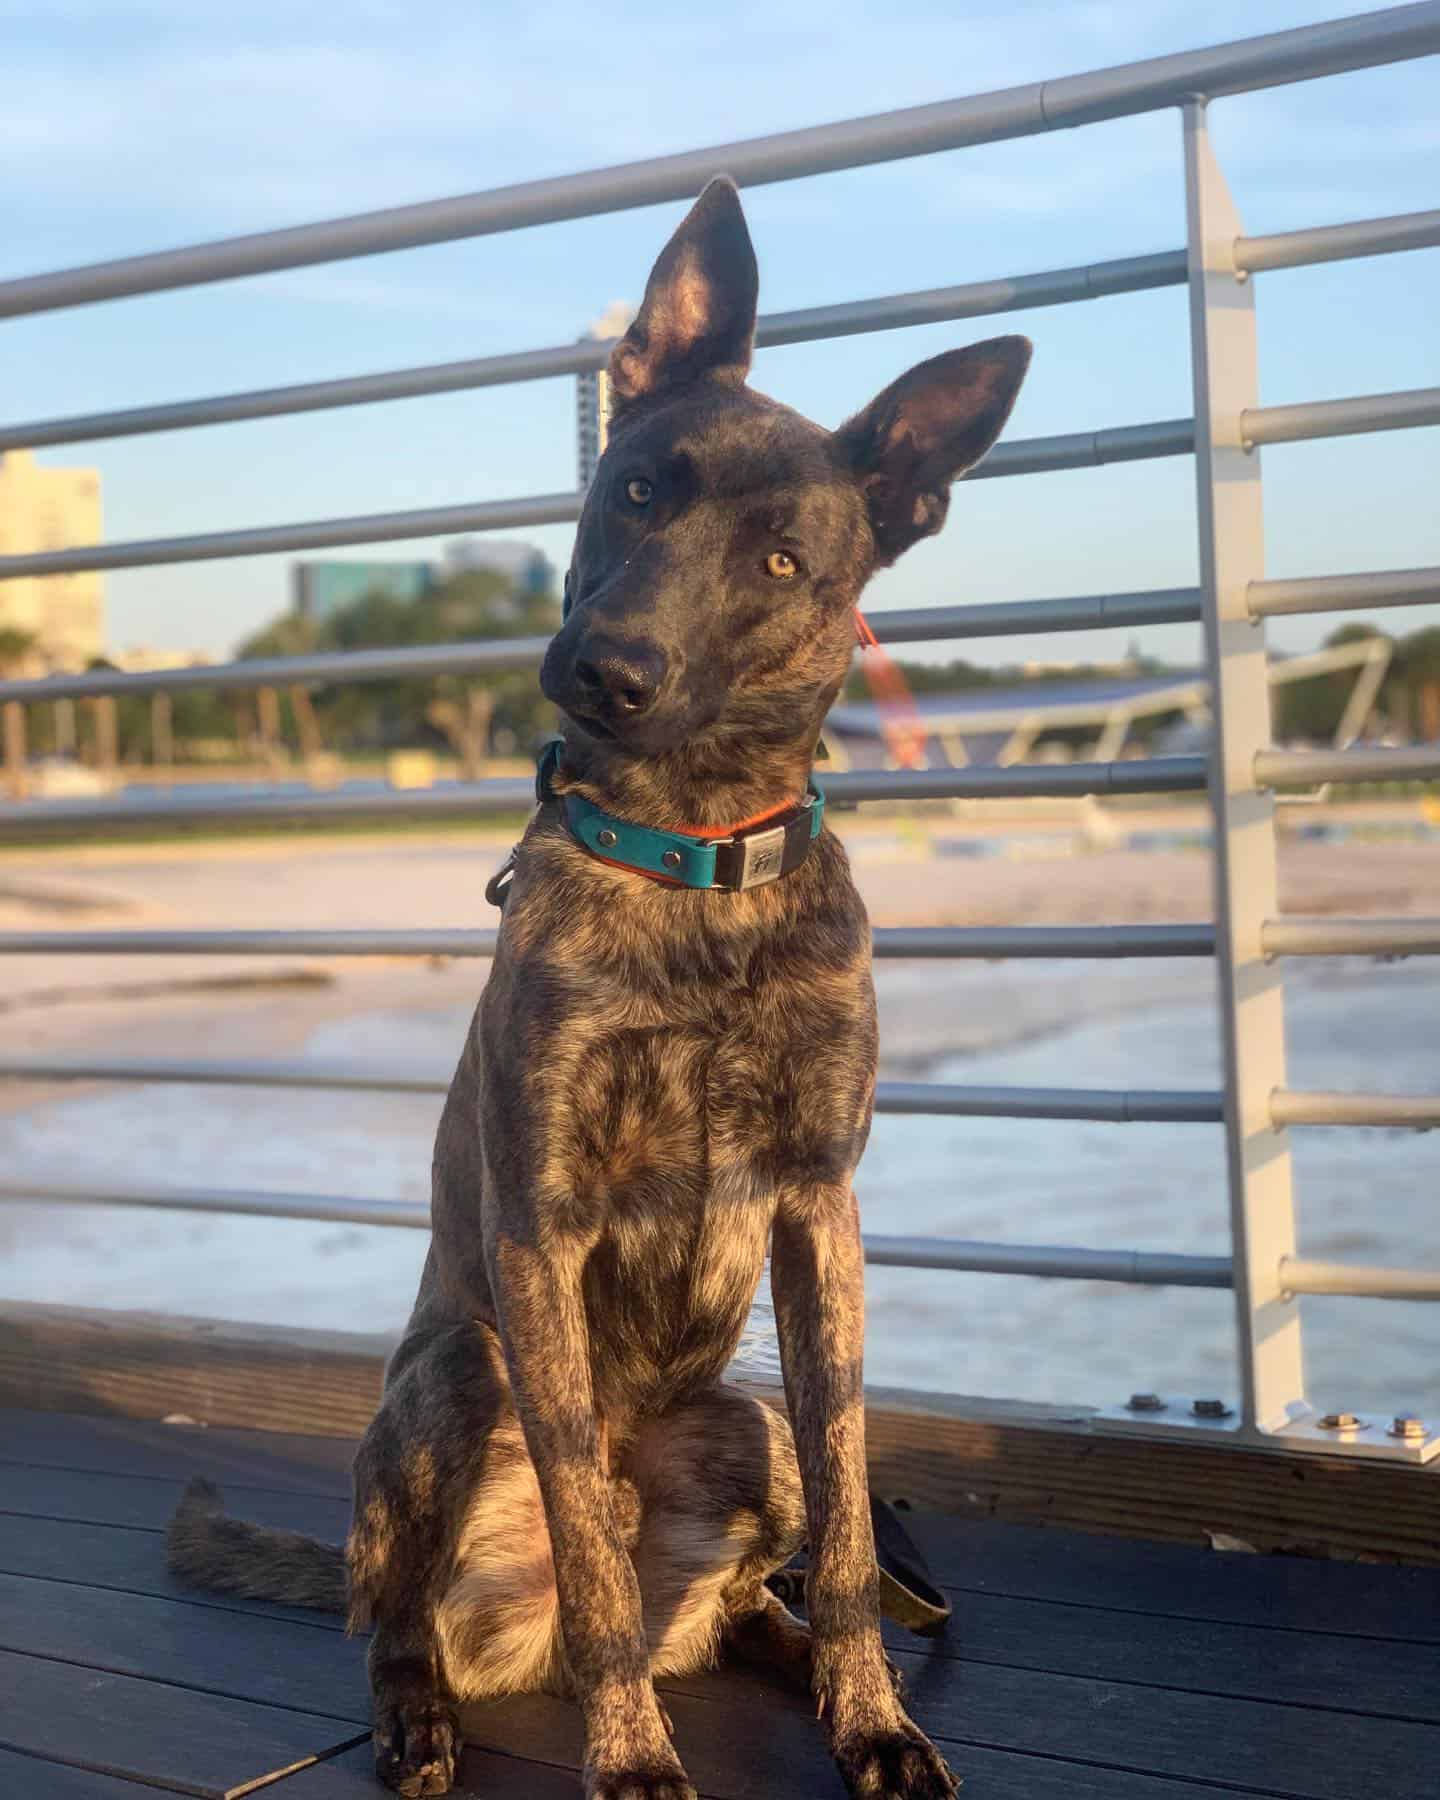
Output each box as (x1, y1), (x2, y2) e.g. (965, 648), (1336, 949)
(573, 639), (667, 717)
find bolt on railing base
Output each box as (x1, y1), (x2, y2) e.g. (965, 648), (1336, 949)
(1095, 1396), (1440, 1465)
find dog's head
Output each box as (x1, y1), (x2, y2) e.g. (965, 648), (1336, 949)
(541, 179), (1030, 768)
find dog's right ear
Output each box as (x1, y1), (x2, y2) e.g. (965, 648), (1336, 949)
(608, 178), (758, 414)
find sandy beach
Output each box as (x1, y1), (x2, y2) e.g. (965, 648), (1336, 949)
(3, 818), (1438, 1417)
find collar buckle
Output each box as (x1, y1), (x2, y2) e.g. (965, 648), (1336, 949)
(734, 821), (790, 889)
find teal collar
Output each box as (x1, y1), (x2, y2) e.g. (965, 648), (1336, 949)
(537, 740), (824, 892)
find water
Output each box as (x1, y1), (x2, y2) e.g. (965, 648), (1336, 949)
(2, 957), (1436, 1420)
(864, 957), (1440, 1418)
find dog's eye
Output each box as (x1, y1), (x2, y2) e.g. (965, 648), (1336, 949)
(765, 550), (799, 580)
(625, 477), (653, 507)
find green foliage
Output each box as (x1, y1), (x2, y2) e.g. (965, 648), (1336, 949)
(1271, 622), (1440, 744)
(232, 566), (562, 757)
(0, 626), (36, 673)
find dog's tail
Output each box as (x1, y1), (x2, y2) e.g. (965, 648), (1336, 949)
(166, 1476), (349, 1614)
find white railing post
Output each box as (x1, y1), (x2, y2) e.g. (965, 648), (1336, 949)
(1183, 99), (1308, 1437)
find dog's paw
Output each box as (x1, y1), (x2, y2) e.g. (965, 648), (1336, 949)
(373, 1698), (460, 1797)
(586, 1759), (697, 1800)
(832, 1721), (960, 1799)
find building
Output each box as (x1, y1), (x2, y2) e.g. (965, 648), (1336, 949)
(292, 559), (436, 622)
(576, 303), (635, 490)
(292, 541), (553, 626)
(110, 645), (214, 675)
(0, 450), (105, 670)
(440, 538), (553, 599)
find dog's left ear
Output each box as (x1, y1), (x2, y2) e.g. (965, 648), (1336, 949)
(836, 336), (1032, 564)
(609, 177), (758, 413)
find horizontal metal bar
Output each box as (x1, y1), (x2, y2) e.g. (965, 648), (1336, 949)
(1248, 565), (1440, 618)
(872, 923), (1216, 958)
(0, 1055), (1221, 1123)
(0, 493), (583, 583)
(967, 418), (1194, 480)
(0, 639), (551, 706)
(1235, 206), (1440, 272)
(0, 1179), (428, 1230)
(0, 923), (1216, 961)
(876, 1083), (1221, 1122)
(1279, 1256), (1440, 1300)
(26, 209), (1434, 457)
(0, 344), (607, 453)
(40, 1078), (1439, 1136)
(35, 388), (1416, 611)
(1262, 916), (1440, 957)
(0, 1055), (451, 1094)
(825, 758), (1208, 801)
(1255, 744), (1440, 787)
(873, 589), (1202, 643)
(0, 929), (503, 958)
(0, 780), (537, 835)
(0, 589), (1203, 706)
(0, 421), (1197, 585)
(0, 253), (1187, 454)
(1243, 386), (1440, 446)
(5, 5), (1435, 318)
(755, 251), (1187, 345)
(0, 1174), (1235, 1285)
(1270, 1089), (1440, 1127)
(0, 758), (1210, 836)
(864, 1234), (1233, 1286)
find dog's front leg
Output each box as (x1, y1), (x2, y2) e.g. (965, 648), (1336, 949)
(490, 1234), (695, 1800)
(772, 1185), (958, 1799)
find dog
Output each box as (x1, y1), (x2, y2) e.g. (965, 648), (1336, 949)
(168, 177), (1030, 1800)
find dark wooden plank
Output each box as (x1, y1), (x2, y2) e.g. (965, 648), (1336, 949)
(660, 1654), (1440, 1800)
(6, 1508), (1433, 1728)
(271, 1741), (585, 1799)
(878, 1588), (1440, 1720)
(0, 1744), (185, 1797)
(899, 1507), (1440, 1644)
(457, 1686), (1292, 1800)
(0, 1513), (347, 1631)
(0, 1407), (354, 1497)
(268, 1729), (1271, 1800)
(6, 1306), (1434, 1563)
(0, 1648), (366, 1800)
(10, 1407), (1439, 1646)
(0, 1463), (350, 1538)
(0, 1572), (369, 1724)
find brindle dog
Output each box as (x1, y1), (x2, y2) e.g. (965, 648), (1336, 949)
(168, 178), (1030, 1800)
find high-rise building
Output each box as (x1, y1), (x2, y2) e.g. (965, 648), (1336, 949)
(441, 538), (554, 599)
(290, 541), (555, 626)
(292, 558), (436, 622)
(576, 303), (635, 491)
(0, 451), (105, 670)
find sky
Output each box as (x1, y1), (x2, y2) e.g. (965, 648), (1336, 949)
(4, 0), (1438, 670)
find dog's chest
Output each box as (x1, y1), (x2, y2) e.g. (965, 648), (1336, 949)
(562, 1018), (770, 1392)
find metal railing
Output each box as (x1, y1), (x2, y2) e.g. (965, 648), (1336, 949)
(2, 3), (1439, 1463)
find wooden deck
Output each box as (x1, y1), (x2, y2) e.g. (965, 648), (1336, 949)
(2, 1408), (1438, 1799)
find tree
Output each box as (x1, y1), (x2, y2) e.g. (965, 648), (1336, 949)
(0, 627), (35, 675)
(1393, 625), (1440, 740)
(235, 564), (562, 758)
(1273, 623), (1392, 744)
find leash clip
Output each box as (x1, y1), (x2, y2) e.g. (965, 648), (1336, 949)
(485, 848), (518, 910)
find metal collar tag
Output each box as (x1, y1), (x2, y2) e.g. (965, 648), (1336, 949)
(735, 821), (790, 889)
